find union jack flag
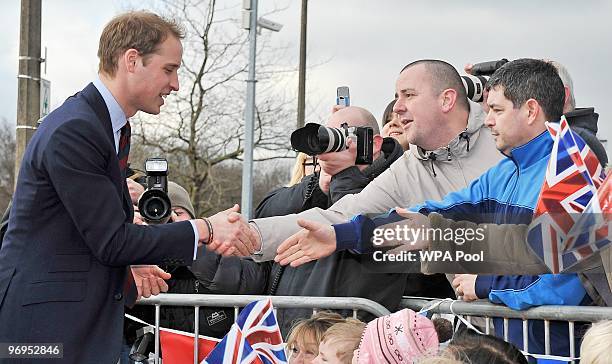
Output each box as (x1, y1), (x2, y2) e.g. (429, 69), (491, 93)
(527, 117), (609, 273)
(202, 324), (264, 364)
(202, 299), (287, 364)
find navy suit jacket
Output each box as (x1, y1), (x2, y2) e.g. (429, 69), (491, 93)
(0, 83), (196, 363)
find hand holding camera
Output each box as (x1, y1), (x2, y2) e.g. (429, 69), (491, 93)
(317, 137), (359, 176)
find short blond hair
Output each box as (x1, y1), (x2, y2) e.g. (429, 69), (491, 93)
(580, 320), (612, 364)
(98, 11), (184, 77)
(321, 319), (365, 363)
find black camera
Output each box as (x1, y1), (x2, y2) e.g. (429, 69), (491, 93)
(290, 122), (374, 164)
(461, 59), (509, 102)
(471, 58), (509, 76)
(137, 157), (172, 224)
(129, 326), (154, 362)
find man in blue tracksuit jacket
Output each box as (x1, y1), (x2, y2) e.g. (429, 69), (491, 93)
(281, 59), (589, 359)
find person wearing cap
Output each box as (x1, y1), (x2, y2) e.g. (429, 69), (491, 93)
(353, 309), (442, 364)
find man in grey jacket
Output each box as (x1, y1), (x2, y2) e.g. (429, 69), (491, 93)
(237, 60), (503, 264)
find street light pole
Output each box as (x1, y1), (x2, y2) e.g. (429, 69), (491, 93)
(241, 0), (258, 220)
(15, 0), (42, 183)
(297, 0), (307, 129)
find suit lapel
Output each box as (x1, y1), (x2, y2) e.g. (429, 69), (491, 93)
(80, 83), (134, 221)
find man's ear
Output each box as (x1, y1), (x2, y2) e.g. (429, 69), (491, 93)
(373, 134), (384, 155)
(440, 89), (457, 113)
(524, 98), (541, 125)
(123, 49), (140, 73)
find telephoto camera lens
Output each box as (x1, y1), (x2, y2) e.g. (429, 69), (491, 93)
(291, 123), (348, 155)
(461, 75), (489, 103)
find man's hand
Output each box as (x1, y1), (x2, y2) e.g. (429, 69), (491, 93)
(391, 208), (430, 250)
(331, 104), (346, 113)
(318, 138), (357, 176)
(452, 274), (478, 301)
(463, 63), (474, 75)
(199, 204), (258, 257)
(131, 265), (171, 299)
(318, 170), (332, 194)
(133, 206), (148, 225)
(274, 219), (336, 267)
(126, 178), (145, 205)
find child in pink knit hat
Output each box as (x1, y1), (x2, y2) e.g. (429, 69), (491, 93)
(353, 309), (451, 363)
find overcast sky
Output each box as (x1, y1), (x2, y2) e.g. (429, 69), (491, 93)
(1, 0), (610, 158)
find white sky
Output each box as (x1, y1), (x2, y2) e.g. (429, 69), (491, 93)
(1, 0), (610, 159)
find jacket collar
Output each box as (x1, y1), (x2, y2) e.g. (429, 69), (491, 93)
(414, 100), (487, 161)
(80, 83), (115, 148)
(563, 107), (599, 134)
(507, 130), (553, 171)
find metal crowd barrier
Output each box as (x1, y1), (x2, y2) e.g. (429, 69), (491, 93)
(135, 293), (390, 364)
(399, 296), (612, 363)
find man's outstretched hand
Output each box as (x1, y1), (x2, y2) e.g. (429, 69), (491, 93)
(131, 265), (171, 300)
(200, 204), (259, 257)
(274, 219), (336, 267)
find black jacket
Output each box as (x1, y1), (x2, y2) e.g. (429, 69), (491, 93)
(564, 108), (608, 167)
(255, 138), (409, 335)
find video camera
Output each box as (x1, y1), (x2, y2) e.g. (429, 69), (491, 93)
(137, 157), (172, 224)
(290, 122), (374, 165)
(461, 58), (509, 102)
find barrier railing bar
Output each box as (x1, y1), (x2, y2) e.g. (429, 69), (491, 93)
(522, 319), (528, 353)
(503, 318), (509, 342)
(139, 294), (391, 318)
(155, 304), (160, 364)
(194, 306), (200, 364)
(569, 321), (575, 364)
(399, 297), (612, 322)
(544, 320), (550, 355)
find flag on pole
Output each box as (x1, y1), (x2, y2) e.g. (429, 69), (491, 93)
(201, 324), (264, 364)
(527, 117), (608, 273)
(202, 298), (287, 364)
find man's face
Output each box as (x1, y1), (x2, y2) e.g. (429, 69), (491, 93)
(485, 86), (529, 155)
(313, 340), (344, 364)
(393, 65), (441, 150)
(319, 108), (363, 166)
(129, 35), (182, 115)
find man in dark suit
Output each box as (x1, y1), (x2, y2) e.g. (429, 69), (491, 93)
(0, 11), (255, 363)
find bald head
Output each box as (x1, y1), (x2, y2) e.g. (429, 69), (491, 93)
(401, 60), (469, 111)
(327, 106), (380, 134)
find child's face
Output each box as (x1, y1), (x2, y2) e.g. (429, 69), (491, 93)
(313, 340), (345, 364)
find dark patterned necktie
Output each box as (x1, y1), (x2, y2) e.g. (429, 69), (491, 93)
(117, 120), (131, 176)
(118, 121), (137, 305)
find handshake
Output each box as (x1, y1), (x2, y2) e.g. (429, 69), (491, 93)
(194, 204), (260, 257)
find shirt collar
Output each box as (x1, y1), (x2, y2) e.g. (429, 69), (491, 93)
(92, 76), (127, 134)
